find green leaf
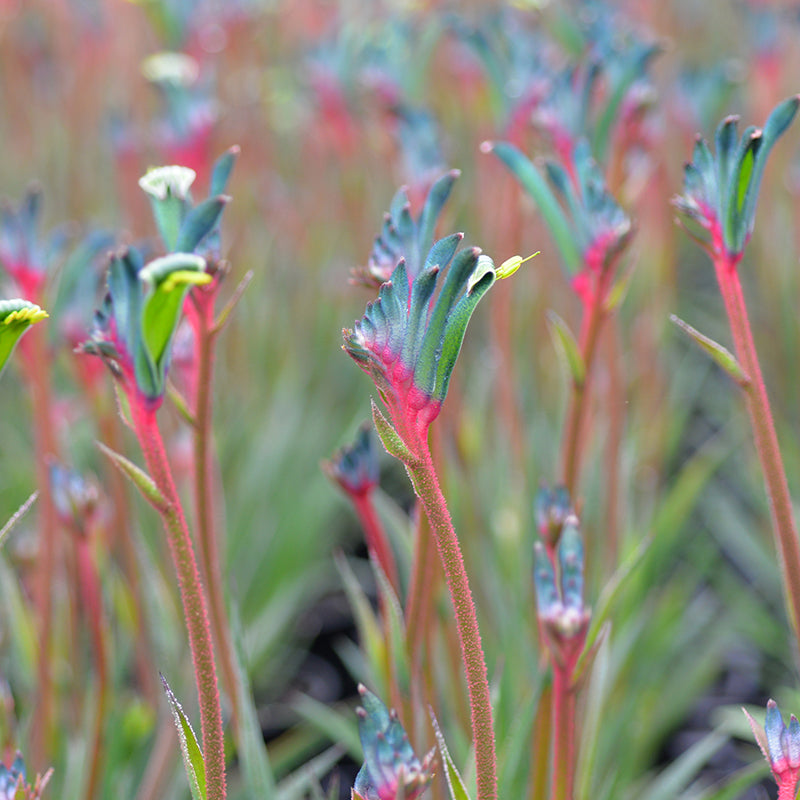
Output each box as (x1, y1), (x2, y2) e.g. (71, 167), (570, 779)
(96, 442), (168, 512)
(0, 299), (48, 378)
(485, 141), (581, 274)
(160, 674), (207, 800)
(670, 314), (747, 385)
(371, 401), (415, 464)
(230, 604), (277, 796)
(430, 712), (474, 800)
(546, 310), (586, 387)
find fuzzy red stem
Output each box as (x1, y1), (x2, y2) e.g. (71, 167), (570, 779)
(131, 402), (226, 800)
(351, 491), (400, 596)
(407, 445), (497, 800)
(714, 254), (800, 644)
(189, 288), (243, 737)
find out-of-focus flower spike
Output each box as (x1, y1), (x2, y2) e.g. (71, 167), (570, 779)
(0, 299), (48, 378)
(675, 96), (799, 260)
(323, 424), (380, 497)
(558, 517), (584, 612)
(353, 685), (435, 800)
(533, 541), (560, 616)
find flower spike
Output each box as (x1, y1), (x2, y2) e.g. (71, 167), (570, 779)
(353, 685), (435, 800)
(674, 95), (800, 260)
(745, 699), (800, 800)
(344, 237), (507, 454)
(355, 170), (460, 287)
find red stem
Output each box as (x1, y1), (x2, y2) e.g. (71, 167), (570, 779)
(560, 276), (608, 497)
(351, 491), (400, 596)
(407, 444), (497, 800)
(18, 326), (59, 764)
(131, 401), (226, 800)
(714, 255), (800, 642)
(550, 663), (576, 800)
(189, 288), (243, 736)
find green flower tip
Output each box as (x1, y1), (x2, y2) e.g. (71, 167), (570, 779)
(141, 51), (199, 87)
(139, 165), (197, 201)
(0, 299), (48, 327)
(139, 253), (211, 292)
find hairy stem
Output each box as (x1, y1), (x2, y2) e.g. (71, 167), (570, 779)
(714, 256), (800, 643)
(406, 445), (497, 800)
(132, 402), (226, 800)
(190, 289), (243, 737)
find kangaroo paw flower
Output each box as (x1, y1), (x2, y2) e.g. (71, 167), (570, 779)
(353, 685), (435, 800)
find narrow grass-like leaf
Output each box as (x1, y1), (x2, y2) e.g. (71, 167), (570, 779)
(209, 146), (240, 197)
(546, 310), (586, 386)
(670, 314), (747, 385)
(430, 712), (474, 800)
(160, 673), (207, 800)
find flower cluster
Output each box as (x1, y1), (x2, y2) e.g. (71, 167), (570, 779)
(674, 95), (799, 262)
(323, 422), (380, 498)
(745, 699), (800, 799)
(487, 137), (631, 308)
(353, 685), (435, 800)
(354, 170), (459, 287)
(533, 501), (591, 669)
(0, 753), (51, 800)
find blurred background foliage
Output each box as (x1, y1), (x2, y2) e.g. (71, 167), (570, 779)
(1, 0), (800, 798)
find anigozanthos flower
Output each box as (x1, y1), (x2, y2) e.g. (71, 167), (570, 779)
(354, 170), (460, 287)
(323, 422), (380, 498)
(0, 752), (52, 800)
(745, 699), (800, 800)
(0, 299), (48, 378)
(674, 95), (799, 263)
(353, 685), (435, 800)
(533, 514), (591, 668)
(343, 238), (504, 455)
(485, 138), (631, 309)
(82, 248), (210, 408)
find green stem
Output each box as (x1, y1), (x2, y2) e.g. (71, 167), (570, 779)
(132, 401), (226, 800)
(191, 291), (243, 737)
(406, 445), (497, 800)
(714, 255), (800, 642)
